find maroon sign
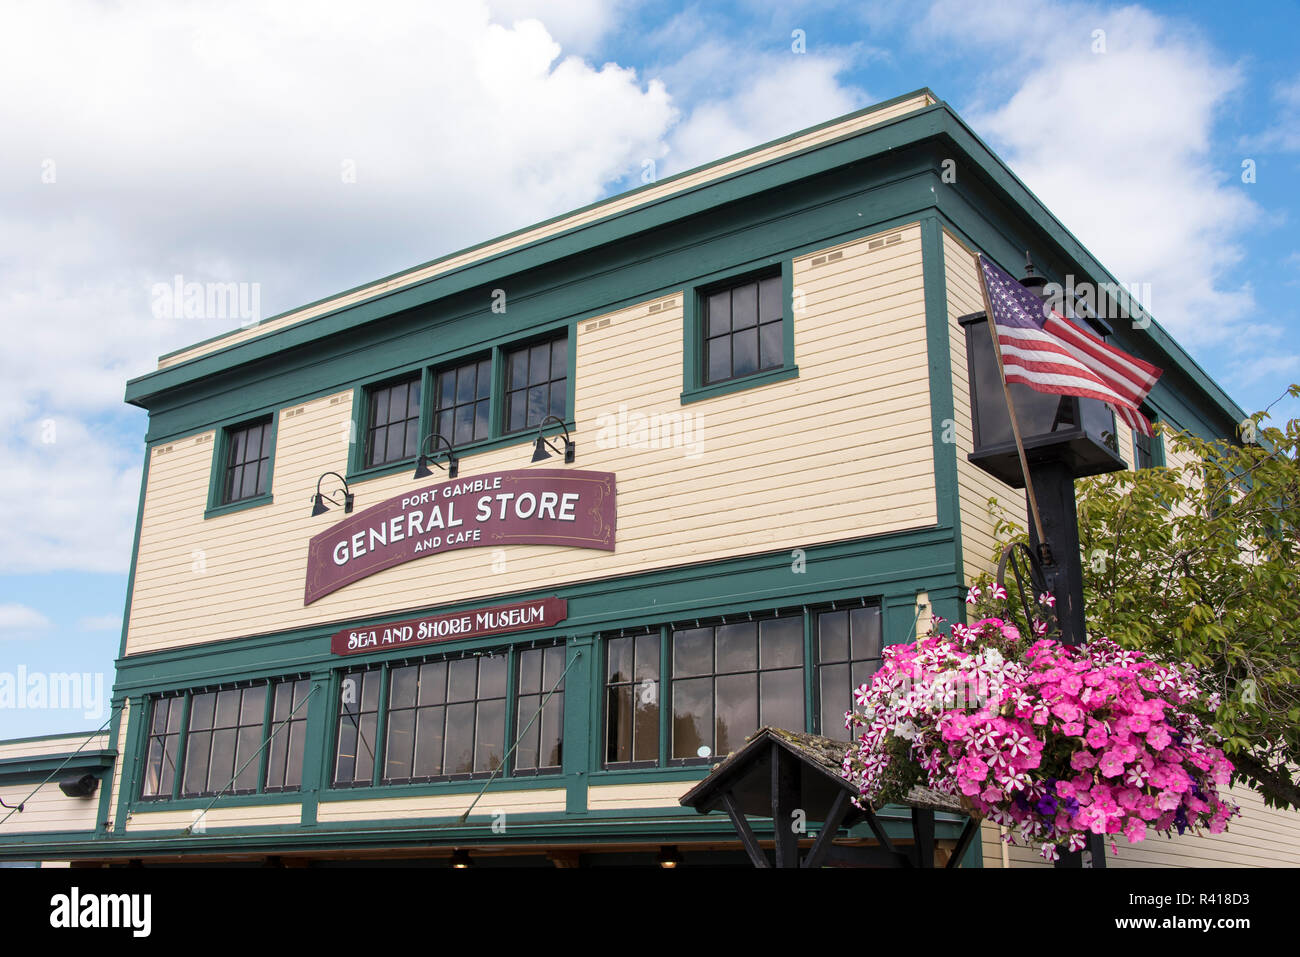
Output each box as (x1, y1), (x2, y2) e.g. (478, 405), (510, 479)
(330, 597), (567, 656)
(305, 469), (615, 605)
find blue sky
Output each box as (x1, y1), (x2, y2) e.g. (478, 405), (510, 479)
(2, 0), (1297, 738)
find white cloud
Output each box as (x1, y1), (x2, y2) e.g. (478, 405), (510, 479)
(0, 605), (53, 641)
(918, 0), (1260, 352)
(663, 49), (868, 175)
(0, 0), (677, 574)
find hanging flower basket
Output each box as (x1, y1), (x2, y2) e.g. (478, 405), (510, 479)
(840, 614), (1240, 862)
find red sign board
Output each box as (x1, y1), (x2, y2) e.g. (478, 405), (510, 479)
(330, 597), (568, 656)
(304, 469), (615, 605)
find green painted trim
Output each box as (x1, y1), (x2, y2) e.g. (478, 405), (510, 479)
(920, 214), (963, 586)
(203, 411), (279, 517)
(96, 700), (124, 830)
(116, 449), (152, 662)
(681, 365), (800, 405)
(0, 752), (114, 782)
(563, 637), (593, 814)
(114, 695), (146, 833)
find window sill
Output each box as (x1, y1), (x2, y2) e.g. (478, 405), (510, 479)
(203, 493), (273, 520)
(681, 364), (798, 405)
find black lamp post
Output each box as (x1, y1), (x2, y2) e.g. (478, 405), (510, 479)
(413, 433), (459, 481)
(310, 471), (354, 517)
(962, 254), (1130, 868)
(530, 415), (575, 464)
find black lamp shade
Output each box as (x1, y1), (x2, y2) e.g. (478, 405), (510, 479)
(311, 494), (329, 517)
(961, 313), (1125, 487)
(413, 455), (433, 480)
(531, 437), (551, 463)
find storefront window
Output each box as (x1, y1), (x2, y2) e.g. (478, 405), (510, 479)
(513, 645), (565, 775)
(141, 676), (310, 801)
(670, 615), (804, 762)
(604, 630), (660, 766)
(816, 606), (882, 740)
(334, 668), (381, 786)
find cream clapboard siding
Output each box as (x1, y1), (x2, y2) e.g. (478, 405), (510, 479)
(316, 789), (566, 822)
(944, 230), (1031, 583)
(0, 782), (98, 835)
(588, 781), (695, 811)
(0, 733), (108, 761)
(125, 803), (302, 832)
(125, 224), (936, 654)
(978, 782), (1300, 867)
(158, 94), (936, 370)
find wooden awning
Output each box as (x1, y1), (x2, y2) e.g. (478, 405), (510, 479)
(679, 727), (979, 868)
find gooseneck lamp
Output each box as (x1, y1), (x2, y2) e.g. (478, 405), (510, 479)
(310, 471), (354, 517)
(530, 415), (575, 464)
(413, 433), (459, 481)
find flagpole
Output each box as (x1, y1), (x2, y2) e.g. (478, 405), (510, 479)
(975, 255), (1048, 546)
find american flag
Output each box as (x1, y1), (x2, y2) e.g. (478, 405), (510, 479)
(977, 253), (1162, 437)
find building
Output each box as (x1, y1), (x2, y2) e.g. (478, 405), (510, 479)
(4, 89), (1298, 867)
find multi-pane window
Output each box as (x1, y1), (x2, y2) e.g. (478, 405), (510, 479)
(264, 679), (310, 792)
(364, 375), (422, 468)
(181, 686), (267, 797)
(704, 274), (784, 385)
(670, 615), (804, 762)
(1133, 425), (1161, 470)
(222, 419), (272, 504)
(379, 655), (507, 783)
(141, 695), (184, 798)
(514, 645), (566, 775)
(604, 630), (660, 767)
(140, 678), (310, 801)
(816, 606), (883, 740)
(434, 356), (492, 447)
(334, 669), (381, 786)
(504, 336), (567, 433)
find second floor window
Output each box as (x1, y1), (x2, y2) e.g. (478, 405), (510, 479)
(505, 336), (567, 433)
(434, 356), (492, 447)
(365, 375), (422, 468)
(222, 419), (272, 504)
(704, 273), (784, 385)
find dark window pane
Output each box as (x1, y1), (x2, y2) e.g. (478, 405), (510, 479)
(225, 464), (243, 502)
(760, 616), (803, 669)
(419, 661), (447, 706)
(707, 337), (730, 383)
(454, 404), (475, 445)
(444, 702), (475, 774)
(819, 611), (848, 662)
(414, 706), (444, 777)
(385, 709), (415, 780)
(732, 328), (758, 377)
(284, 724), (304, 789)
(474, 400), (490, 440)
(851, 607), (882, 660)
(758, 276), (782, 323)
(760, 669), (803, 732)
(519, 649), (543, 695)
(152, 699), (170, 733)
(515, 696), (540, 770)
(672, 677), (711, 759)
(549, 384), (566, 420)
(607, 636), (631, 682)
(529, 343), (551, 385)
(476, 701), (505, 773)
(234, 726), (261, 791)
(360, 671), (380, 712)
(539, 695), (563, 768)
(190, 692), (215, 731)
(456, 365), (476, 403)
(633, 693), (659, 762)
(731, 282), (757, 329)
(673, 628), (713, 677)
(606, 685), (633, 763)
(715, 673), (756, 755)
(437, 410), (454, 444)
(551, 340), (566, 379)
(851, 659), (881, 692)
(183, 732), (211, 795)
(389, 666), (418, 711)
(507, 392), (526, 433)
(477, 359), (492, 398)
(239, 463), (259, 500)
(240, 686), (266, 725)
(334, 720), (358, 783)
(819, 663), (850, 740)
(266, 727), (287, 789)
(759, 320), (783, 369)
(509, 350), (528, 389)
(707, 291), (731, 335)
(448, 659), (477, 702)
(479, 655), (508, 698)
(715, 622), (756, 673)
(527, 385), (547, 426)
(634, 633), (659, 680)
(144, 739), (164, 795)
(439, 371), (455, 406)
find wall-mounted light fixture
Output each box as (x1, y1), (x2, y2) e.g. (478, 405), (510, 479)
(413, 433), (459, 481)
(310, 471), (354, 517)
(450, 848), (473, 869)
(530, 415), (574, 464)
(58, 773), (99, 799)
(656, 846), (681, 869)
